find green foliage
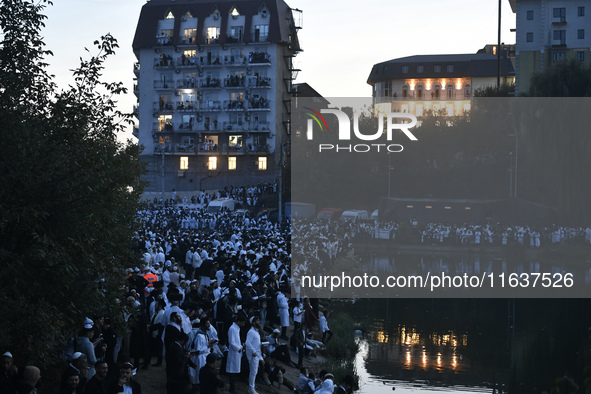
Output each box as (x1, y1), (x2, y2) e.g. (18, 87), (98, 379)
(473, 82), (515, 97)
(322, 312), (359, 385)
(526, 59), (591, 97)
(0, 0), (145, 368)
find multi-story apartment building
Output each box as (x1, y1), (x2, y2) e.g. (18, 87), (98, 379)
(132, 0), (301, 192)
(367, 53), (515, 117)
(509, 0), (591, 94)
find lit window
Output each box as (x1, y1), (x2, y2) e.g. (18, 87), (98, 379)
(258, 156), (267, 170)
(444, 206), (452, 210)
(184, 11), (193, 18)
(208, 156), (217, 170)
(401, 66), (409, 73)
(526, 32), (534, 42)
(184, 29), (197, 43)
(230, 7), (240, 16)
(406, 205), (413, 208)
(446, 65), (454, 72)
(180, 157), (189, 170)
(207, 27), (220, 43)
(578, 29), (585, 39)
(165, 10), (174, 19)
(425, 205), (432, 209)
(464, 207), (471, 210)
(578, 7), (585, 17)
(228, 157), (237, 170)
(527, 10), (534, 20)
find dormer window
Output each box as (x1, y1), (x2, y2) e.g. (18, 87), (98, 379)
(184, 11), (193, 18)
(165, 10), (174, 19)
(254, 25), (269, 42)
(230, 6), (240, 17)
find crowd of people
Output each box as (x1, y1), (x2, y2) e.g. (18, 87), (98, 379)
(1, 183), (351, 394)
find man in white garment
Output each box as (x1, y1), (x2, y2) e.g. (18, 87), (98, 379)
(245, 316), (264, 394)
(226, 315), (246, 394)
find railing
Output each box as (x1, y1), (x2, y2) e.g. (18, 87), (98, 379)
(177, 78), (197, 89)
(248, 52), (271, 64)
(153, 122), (174, 133)
(177, 56), (198, 67)
(200, 78), (222, 88)
(224, 55), (246, 66)
(222, 122), (248, 131)
(248, 97), (270, 109)
(176, 101), (198, 111)
(154, 56), (175, 68)
(248, 76), (271, 88)
(203, 35), (220, 45)
(200, 100), (223, 111)
(224, 76), (246, 88)
(154, 101), (175, 112)
(153, 81), (175, 89)
(224, 100), (246, 111)
(374, 93), (470, 102)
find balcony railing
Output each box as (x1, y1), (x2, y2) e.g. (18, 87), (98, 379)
(224, 76), (246, 88)
(248, 76), (271, 88)
(154, 101), (175, 112)
(248, 51), (271, 64)
(200, 100), (223, 111)
(200, 78), (222, 88)
(374, 93), (470, 102)
(222, 122), (248, 131)
(153, 80), (175, 90)
(224, 100), (246, 111)
(224, 55), (246, 66)
(176, 101), (198, 112)
(177, 78), (197, 89)
(248, 97), (270, 110)
(154, 56), (175, 68)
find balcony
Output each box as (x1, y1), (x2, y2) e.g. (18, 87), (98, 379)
(180, 37), (198, 45)
(153, 101), (175, 112)
(203, 35), (221, 45)
(176, 101), (198, 112)
(224, 55), (247, 67)
(153, 80), (175, 90)
(224, 76), (246, 88)
(177, 78), (197, 89)
(224, 100), (246, 111)
(248, 76), (271, 88)
(154, 56), (175, 68)
(248, 96), (270, 110)
(200, 100), (223, 111)
(176, 122), (197, 132)
(153, 121), (174, 133)
(176, 55), (198, 68)
(175, 143), (197, 154)
(200, 56), (222, 67)
(222, 122), (248, 132)
(248, 51), (271, 64)
(225, 35), (244, 44)
(200, 78), (222, 88)
(196, 143), (269, 155)
(374, 92), (470, 102)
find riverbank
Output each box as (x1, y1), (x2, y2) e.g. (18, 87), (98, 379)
(354, 239), (591, 259)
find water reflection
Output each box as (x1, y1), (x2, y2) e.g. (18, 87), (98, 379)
(349, 297), (591, 393)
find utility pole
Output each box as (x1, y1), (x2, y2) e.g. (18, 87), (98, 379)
(497, 0), (502, 88)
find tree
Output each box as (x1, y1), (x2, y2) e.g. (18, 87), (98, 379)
(0, 0), (145, 369)
(526, 58), (591, 97)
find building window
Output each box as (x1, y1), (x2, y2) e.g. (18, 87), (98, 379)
(258, 157), (267, 170)
(526, 32), (534, 42)
(434, 65), (441, 73)
(552, 52), (566, 62)
(254, 25), (269, 42)
(577, 51), (585, 61)
(228, 135), (242, 150)
(417, 65), (424, 73)
(553, 7), (566, 22)
(527, 10), (534, 20)
(578, 7), (585, 17)
(446, 65), (454, 72)
(578, 29), (585, 39)
(401, 66), (408, 73)
(416, 85), (423, 98)
(165, 10), (174, 19)
(553, 30), (566, 44)
(183, 29), (197, 43)
(180, 157), (189, 170)
(228, 157), (237, 170)
(208, 156), (217, 170)
(230, 26), (243, 42)
(464, 85), (471, 97)
(207, 27), (220, 44)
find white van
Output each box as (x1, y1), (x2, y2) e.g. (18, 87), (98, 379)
(206, 198), (235, 213)
(340, 210), (369, 222)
